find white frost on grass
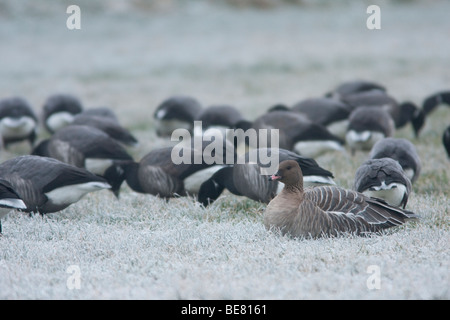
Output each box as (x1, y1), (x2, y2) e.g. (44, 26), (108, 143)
(0, 189), (448, 299)
(0, 0), (449, 300)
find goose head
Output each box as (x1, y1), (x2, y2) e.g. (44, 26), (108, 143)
(268, 160), (303, 189)
(411, 108), (426, 138)
(103, 162), (130, 198)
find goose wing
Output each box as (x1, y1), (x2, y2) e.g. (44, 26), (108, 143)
(353, 158), (412, 208)
(0, 156), (109, 213)
(233, 163), (278, 203)
(54, 125), (133, 161)
(0, 175), (46, 213)
(304, 186), (417, 234)
(72, 115), (138, 146)
(291, 98), (351, 126)
(246, 148), (334, 178)
(138, 164), (184, 198)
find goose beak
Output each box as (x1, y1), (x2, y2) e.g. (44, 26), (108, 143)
(268, 174), (281, 181)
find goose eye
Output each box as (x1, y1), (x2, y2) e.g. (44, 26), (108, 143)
(287, 166), (292, 170)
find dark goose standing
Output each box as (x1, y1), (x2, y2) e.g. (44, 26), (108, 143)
(0, 97), (38, 148)
(443, 125), (450, 159)
(345, 106), (395, 154)
(41, 94), (83, 133)
(291, 97), (353, 139)
(194, 105), (245, 137)
(248, 110), (345, 158)
(353, 158), (412, 209)
(369, 137), (422, 183)
(198, 148), (335, 206)
(122, 141), (231, 199)
(153, 95), (203, 137)
(264, 160), (418, 238)
(422, 90), (450, 116)
(266, 103), (291, 113)
(0, 155), (111, 214)
(80, 106), (120, 122)
(325, 80), (386, 99)
(341, 89), (425, 137)
(71, 112), (138, 147)
(0, 179), (27, 234)
(32, 125), (134, 197)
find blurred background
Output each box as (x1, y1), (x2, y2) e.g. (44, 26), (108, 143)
(0, 0), (449, 154)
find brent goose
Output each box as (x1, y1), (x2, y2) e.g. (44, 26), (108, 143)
(80, 107), (120, 122)
(345, 106), (395, 154)
(264, 160), (418, 238)
(422, 91), (450, 116)
(153, 95), (203, 137)
(369, 137), (422, 183)
(266, 104), (291, 113)
(32, 125), (134, 197)
(71, 112), (138, 147)
(325, 80), (386, 99)
(291, 97), (353, 139)
(0, 179), (27, 234)
(353, 158), (412, 209)
(341, 89), (425, 137)
(443, 126), (450, 159)
(194, 105), (245, 137)
(0, 155), (111, 214)
(121, 141), (231, 199)
(41, 94), (83, 133)
(248, 110), (345, 158)
(198, 148), (335, 206)
(0, 97), (38, 148)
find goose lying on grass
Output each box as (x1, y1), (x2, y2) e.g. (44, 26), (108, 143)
(264, 160), (418, 238)
(353, 158), (412, 209)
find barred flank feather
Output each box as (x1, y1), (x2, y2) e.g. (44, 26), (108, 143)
(264, 160), (418, 238)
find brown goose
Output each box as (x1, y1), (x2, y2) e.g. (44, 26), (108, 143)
(264, 160), (418, 238)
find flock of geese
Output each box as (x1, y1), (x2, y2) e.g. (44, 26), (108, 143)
(0, 80), (449, 238)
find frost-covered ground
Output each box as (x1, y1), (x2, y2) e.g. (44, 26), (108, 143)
(0, 0), (449, 300)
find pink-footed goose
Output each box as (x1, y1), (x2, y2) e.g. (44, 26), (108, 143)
(264, 160), (418, 238)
